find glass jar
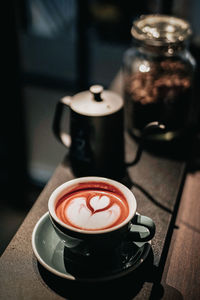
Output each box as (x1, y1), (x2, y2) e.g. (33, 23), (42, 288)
(123, 14), (196, 143)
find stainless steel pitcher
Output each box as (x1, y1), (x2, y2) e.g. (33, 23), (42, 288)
(53, 85), (125, 179)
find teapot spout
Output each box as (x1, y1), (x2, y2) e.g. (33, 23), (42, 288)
(61, 96), (72, 106)
(126, 122), (166, 167)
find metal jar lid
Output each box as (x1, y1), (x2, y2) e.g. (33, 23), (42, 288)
(131, 14), (192, 46)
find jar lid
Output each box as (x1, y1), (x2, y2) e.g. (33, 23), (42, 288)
(131, 14), (192, 46)
(70, 85), (123, 116)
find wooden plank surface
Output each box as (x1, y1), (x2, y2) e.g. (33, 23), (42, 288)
(161, 171), (200, 300)
(0, 134), (185, 299)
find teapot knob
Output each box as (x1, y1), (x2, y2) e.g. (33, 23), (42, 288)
(90, 85), (103, 102)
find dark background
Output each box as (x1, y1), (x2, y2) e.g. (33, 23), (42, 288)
(1, 0), (200, 255)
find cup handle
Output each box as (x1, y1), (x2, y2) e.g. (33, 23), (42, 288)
(126, 121), (166, 167)
(52, 96), (72, 148)
(128, 214), (156, 242)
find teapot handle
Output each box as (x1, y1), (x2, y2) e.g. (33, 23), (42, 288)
(53, 96), (72, 148)
(126, 122), (166, 167)
(53, 97), (166, 167)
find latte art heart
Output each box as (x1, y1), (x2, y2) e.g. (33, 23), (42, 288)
(65, 196), (120, 230)
(90, 195), (110, 211)
(55, 186), (129, 231)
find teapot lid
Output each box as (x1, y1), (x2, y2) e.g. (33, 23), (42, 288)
(70, 85), (123, 116)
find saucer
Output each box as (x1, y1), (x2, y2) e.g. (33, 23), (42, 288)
(32, 212), (151, 282)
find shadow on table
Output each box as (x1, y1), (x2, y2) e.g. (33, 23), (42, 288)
(38, 248), (160, 300)
(61, 155), (173, 216)
(122, 171), (173, 215)
(150, 283), (184, 300)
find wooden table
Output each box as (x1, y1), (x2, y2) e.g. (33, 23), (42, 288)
(1, 68), (200, 298)
(161, 171), (200, 300)
(0, 132), (191, 299)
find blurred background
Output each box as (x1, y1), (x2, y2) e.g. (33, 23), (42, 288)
(1, 0), (200, 255)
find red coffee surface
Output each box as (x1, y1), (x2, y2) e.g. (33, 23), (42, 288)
(55, 182), (129, 231)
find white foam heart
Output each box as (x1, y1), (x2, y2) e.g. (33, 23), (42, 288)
(90, 195), (110, 211)
(66, 197), (120, 230)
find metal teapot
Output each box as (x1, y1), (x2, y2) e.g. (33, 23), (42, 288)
(53, 84), (165, 178)
(53, 85), (125, 178)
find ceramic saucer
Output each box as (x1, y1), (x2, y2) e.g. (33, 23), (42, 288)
(32, 212), (151, 282)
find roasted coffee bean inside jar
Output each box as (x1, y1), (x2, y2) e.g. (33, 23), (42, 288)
(123, 14), (196, 142)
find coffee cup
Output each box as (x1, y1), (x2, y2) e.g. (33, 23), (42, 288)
(48, 177), (155, 257)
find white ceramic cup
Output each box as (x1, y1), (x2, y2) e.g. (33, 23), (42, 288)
(48, 177), (155, 257)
